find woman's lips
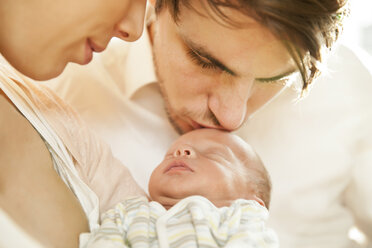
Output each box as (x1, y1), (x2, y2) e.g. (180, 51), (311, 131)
(164, 160), (194, 173)
(88, 39), (105, 53)
(84, 40), (93, 65)
(84, 39), (106, 65)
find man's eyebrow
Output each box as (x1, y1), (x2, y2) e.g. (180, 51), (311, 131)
(255, 70), (297, 83)
(182, 36), (239, 76)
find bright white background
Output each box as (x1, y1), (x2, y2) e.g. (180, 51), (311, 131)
(341, 1), (372, 245)
(341, 0), (372, 55)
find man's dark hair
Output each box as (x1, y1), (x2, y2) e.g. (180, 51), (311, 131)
(155, 0), (350, 92)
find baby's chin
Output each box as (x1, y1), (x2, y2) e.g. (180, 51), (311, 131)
(209, 199), (237, 208)
(207, 197), (264, 208)
(150, 193), (240, 209)
(148, 194), (180, 209)
(163, 199), (234, 209)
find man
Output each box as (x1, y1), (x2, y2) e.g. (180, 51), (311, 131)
(50, 0), (372, 247)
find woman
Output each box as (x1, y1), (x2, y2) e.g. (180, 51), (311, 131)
(0, 0), (147, 247)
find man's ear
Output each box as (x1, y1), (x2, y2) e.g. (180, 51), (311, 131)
(149, 0), (156, 6)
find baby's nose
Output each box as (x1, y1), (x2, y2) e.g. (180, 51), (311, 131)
(173, 146), (196, 158)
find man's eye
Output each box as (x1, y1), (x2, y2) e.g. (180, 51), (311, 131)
(186, 49), (218, 70)
(255, 78), (289, 87)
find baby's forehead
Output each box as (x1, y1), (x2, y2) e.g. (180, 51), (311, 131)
(177, 129), (248, 153)
(182, 129), (236, 142)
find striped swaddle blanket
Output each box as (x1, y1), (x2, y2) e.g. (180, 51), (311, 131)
(82, 196), (278, 248)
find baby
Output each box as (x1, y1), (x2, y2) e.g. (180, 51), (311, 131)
(149, 128), (271, 209)
(82, 129), (278, 248)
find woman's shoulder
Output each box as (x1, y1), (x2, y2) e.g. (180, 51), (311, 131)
(0, 93), (89, 247)
(0, 92), (40, 152)
(0, 92), (54, 190)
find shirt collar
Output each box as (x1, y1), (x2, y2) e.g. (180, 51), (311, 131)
(0, 53), (28, 82)
(123, 22), (157, 99)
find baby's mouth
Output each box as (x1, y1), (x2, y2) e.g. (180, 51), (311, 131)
(164, 161), (194, 173)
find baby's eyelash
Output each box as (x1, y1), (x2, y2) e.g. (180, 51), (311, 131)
(186, 49), (218, 70)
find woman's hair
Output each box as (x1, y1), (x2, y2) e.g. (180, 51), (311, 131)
(155, 0), (350, 92)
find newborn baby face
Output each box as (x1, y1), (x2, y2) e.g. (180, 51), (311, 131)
(149, 129), (264, 209)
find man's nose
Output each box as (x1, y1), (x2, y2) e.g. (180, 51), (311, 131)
(208, 78), (252, 131)
(173, 146), (196, 158)
(114, 1), (146, 42)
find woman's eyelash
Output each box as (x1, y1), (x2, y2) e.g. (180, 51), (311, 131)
(186, 49), (217, 70)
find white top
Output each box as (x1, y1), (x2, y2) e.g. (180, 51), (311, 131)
(0, 51), (146, 246)
(49, 25), (372, 248)
(0, 55), (99, 246)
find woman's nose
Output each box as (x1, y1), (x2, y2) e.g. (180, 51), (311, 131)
(114, 1), (146, 42)
(173, 146), (196, 158)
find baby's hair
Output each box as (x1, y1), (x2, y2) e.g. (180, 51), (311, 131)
(243, 156), (272, 209)
(229, 134), (272, 208)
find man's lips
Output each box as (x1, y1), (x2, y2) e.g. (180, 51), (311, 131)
(189, 119), (221, 130)
(164, 160), (194, 173)
(189, 119), (202, 129)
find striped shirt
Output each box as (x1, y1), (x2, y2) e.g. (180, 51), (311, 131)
(82, 196), (278, 248)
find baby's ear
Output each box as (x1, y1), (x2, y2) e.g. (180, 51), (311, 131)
(250, 195), (265, 208)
